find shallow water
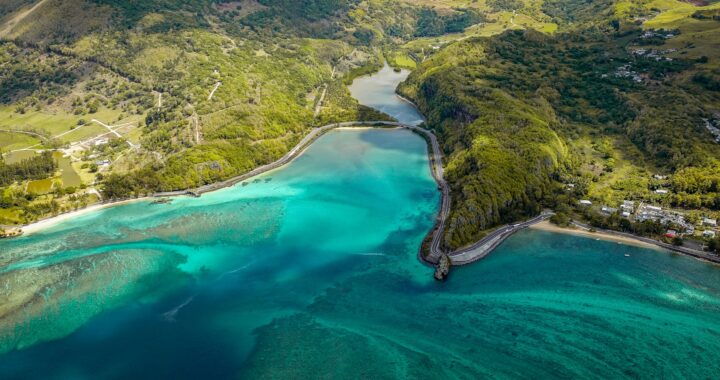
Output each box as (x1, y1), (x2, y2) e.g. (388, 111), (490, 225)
(2, 182), (720, 378)
(0, 129), (442, 377)
(1, 66), (720, 379)
(348, 63), (425, 126)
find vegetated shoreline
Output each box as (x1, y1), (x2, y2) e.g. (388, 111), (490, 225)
(15, 122), (424, 237)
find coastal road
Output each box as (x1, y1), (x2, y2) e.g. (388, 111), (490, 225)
(179, 120), (453, 265)
(12, 117), (550, 271)
(448, 213), (554, 265)
(402, 124), (450, 264)
(158, 119), (540, 267)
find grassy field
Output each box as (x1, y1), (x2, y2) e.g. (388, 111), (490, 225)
(0, 106), (127, 144)
(385, 50), (417, 69)
(640, 0), (720, 64)
(54, 152), (82, 188)
(403, 7), (557, 55)
(3, 149), (37, 164)
(0, 131), (38, 152)
(25, 178), (54, 194)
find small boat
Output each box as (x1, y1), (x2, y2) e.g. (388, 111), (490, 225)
(624, 254), (631, 257)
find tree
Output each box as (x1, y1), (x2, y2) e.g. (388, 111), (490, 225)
(709, 238), (720, 254)
(550, 212), (570, 227)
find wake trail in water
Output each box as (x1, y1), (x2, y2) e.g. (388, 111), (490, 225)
(215, 262), (255, 280)
(162, 296), (195, 322)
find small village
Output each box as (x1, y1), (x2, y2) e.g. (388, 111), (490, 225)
(630, 47), (676, 61)
(611, 64), (643, 83)
(578, 192), (719, 246)
(640, 29), (677, 40)
(602, 29), (681, 85)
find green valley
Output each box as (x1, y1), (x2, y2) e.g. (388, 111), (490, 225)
(1, 0), (719, 254)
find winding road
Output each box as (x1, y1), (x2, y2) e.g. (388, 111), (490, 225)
(13, 119), (544, 269)
(167, 119), (539, 267)
(448, 213), (554, 265)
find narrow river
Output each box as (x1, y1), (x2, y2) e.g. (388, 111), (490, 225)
(0, 65), (719, 379)
(348, 63), (425, 126)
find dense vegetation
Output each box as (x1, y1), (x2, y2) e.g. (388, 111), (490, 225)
(1, 0), (719, 253)
(414, 8), (485, 37)
(0, 152), (55, 186)
(403, 14), (720, 250)
(0, 0), (480, 222)
(401, 35), (570, 249)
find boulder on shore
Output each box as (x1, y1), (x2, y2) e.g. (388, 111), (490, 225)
(434, 254), (451, 281)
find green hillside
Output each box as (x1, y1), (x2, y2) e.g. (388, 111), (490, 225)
(1, 0), (719, 248)
(402, 0), (720, 250)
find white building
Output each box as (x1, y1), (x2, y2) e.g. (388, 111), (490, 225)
(655, 189), (669, 194)
(621, 200), (635, 213)
(704, 230), (716, 238)
(601, 206), (618, 215)
(703, 218), (718, 227)
(579, 200), (592, 206)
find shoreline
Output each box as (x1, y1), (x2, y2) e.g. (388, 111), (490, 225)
(530, 221), (660, 250)
(12, 122), (436, 237)
(20, 198), (151, 235)
(531, 220), (720, 266)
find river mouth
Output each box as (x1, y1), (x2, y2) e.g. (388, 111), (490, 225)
(2, 63), (720, 379)
(0, 127), (442, 376)
(348, 63), (425, 126)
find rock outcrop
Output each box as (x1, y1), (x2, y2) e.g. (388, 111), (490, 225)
(434, 254), (451, 281)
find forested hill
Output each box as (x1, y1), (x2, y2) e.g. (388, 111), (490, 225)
(401, 0), (720, 250)
(0, 0), (418, 224)
(1, 0), (719, 246)
(0, 0), (497, 224)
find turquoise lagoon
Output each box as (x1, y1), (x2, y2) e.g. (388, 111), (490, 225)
(0, 66), (719, 379)
(1, 129), (720, 379)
